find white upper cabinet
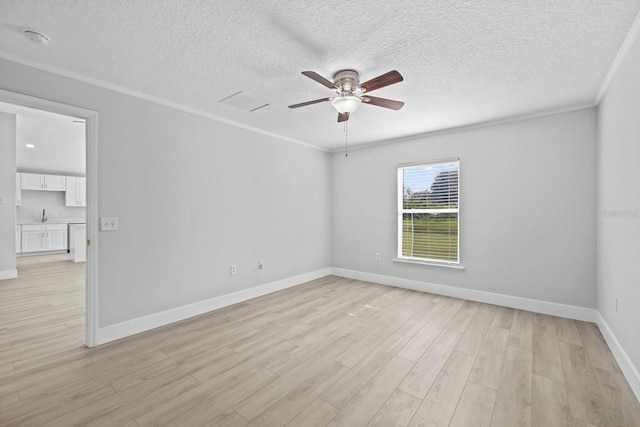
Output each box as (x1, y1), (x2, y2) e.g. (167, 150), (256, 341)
(65, 176), (86, 207)
(45, 174), (66, 191)
(21, 173), (66, 191)
(20, 173), (42, 190)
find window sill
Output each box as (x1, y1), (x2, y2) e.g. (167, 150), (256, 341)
(393, 258), (465, 270)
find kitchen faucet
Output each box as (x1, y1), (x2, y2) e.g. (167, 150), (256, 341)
(42, 209), (47, 223)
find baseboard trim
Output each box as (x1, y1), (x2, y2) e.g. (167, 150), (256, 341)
(331, 268), (597, 322)
(0, 269), (17, 280)
(595, 313), (640, 401)
(96, 267), (332, 345)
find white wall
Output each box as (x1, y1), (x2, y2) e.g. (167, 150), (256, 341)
(0, 58), (332, 327)
(332, 109), (597, 308)
(0, 112), (17, 278)
(597, 34), (640, 375)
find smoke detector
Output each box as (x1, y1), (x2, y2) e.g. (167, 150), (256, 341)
(23, 30), (50, 46)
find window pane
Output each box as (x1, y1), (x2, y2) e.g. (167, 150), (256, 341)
(402, 212), (458, 262)
(403, 163), (458, 209)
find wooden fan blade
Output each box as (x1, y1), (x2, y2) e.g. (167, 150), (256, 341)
(288, 97), (333, 108)
(302, 71), (338, 89)
(359, 70), (403, 93)
(362, 95), (404, 110)
(337, 113), (349, 122)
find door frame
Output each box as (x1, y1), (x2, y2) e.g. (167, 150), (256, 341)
(0, 89), (99, 347)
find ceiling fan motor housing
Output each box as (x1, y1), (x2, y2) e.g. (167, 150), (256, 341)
(333, 69), (360, 92)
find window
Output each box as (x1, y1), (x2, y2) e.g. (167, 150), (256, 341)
(397, 159), (460, 265)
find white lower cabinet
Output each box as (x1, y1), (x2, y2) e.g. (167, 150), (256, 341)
(69, 224), (86, 263)
(21, 224), (68, 253)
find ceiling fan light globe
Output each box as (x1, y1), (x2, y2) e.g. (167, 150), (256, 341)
(332, 95), (361, 114)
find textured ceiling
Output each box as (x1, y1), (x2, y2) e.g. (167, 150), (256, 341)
(1, 1), (639, 151)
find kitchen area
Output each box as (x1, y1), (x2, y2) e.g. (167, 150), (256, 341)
(16, 172), (86, 262)
(0, 102), (87, 274)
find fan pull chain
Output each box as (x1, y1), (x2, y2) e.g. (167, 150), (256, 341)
(344, 121), (349, 157)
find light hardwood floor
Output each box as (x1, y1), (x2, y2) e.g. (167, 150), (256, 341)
(1, 257), (639, 426)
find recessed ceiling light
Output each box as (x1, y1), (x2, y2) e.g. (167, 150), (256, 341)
(25, 144), (35, 148)
(23, 30), (50, 46)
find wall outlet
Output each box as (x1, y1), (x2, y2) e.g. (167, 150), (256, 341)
(100, 217), (118, 231)
(258, 260), (264, 270)
(230, 264), (237, 276)
(375, 253), (381, 261)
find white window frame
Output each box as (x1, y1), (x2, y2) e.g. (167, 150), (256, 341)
(395, 158), (462, 268)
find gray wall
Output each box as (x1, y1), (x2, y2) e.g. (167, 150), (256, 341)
(598, 34), (640, 371)
(332, 109), (597, 308)
(0, 58), (332, 327)
(0, 112), (16, 276)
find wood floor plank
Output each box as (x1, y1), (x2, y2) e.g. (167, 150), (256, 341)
(449, 381), (496, 427)
(455, 304), (496, 356)
(576, 321), (622, 374)
(0, 390), (19, 409)
(42, 374), (199, 427)
(367, 389), (422, 427)
(202, 409), (248, 427)
(334, 316), (404, 368)
(532, 374), (570, 427)
(407, 350), (475, 427)
(554, 316), (583, 345)
(394, 299), (440, 337)
(321, 333), (411, 409)
(569, 419), (598, 427)
(137, 368), (277, 427)
(445, 300), (479, 332)
(245, 361), (348, 427)
(326, 355), (414, 427)
(593, 367), (640, 427)
(490, 345), (532, 427)
(468, 327), (509, 390)
(192, 341), (298, 385)
(2, 258), (640, 426)
(285, 399), (339, 427)
(267, 333), (354, 377)
(398, 328), (461, 398)
(490, 306), (515, 329)
(532, 313), (564, 382)
(398, 298), (463, 361)
(234, 337), (354, 420)
(559, 341), (613, 427)
(110, 345), (234, 392)
(508, 309), (533, 350)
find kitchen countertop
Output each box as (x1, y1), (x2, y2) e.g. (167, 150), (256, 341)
(17, 217), (87, 225)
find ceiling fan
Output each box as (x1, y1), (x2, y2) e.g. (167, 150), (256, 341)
(288, 69), (404, 122)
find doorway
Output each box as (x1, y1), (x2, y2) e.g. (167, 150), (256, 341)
(0, 89), (98, 347)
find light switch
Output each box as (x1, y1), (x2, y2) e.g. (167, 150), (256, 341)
(100, 217), (118, 231)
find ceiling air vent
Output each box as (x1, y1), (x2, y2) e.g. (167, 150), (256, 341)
(219, 91), (269, 112)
